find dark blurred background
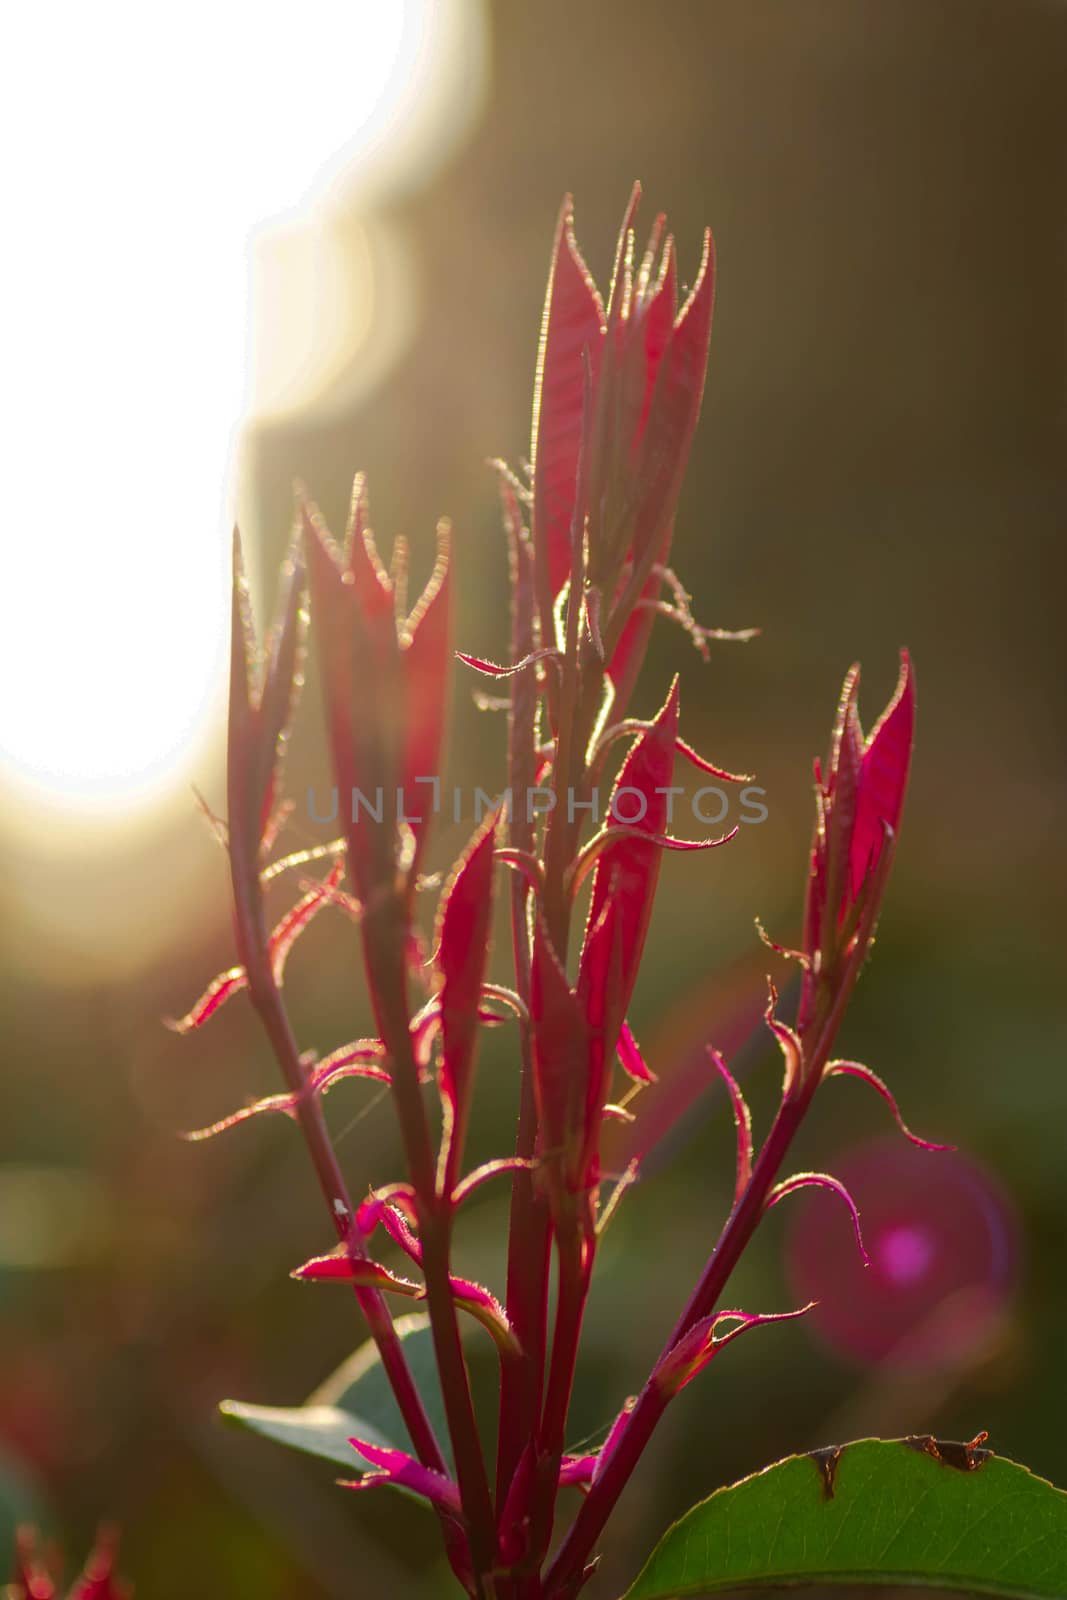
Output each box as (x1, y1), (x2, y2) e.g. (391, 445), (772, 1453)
(2, 1), (1064, 1595)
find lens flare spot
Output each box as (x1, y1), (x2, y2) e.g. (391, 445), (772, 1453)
(878, 1222), (936, 1287)
(786, 1138), (1019, 1371)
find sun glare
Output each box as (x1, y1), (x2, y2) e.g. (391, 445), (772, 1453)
(0, 1), (484, 820)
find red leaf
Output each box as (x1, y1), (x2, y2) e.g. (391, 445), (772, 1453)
(822, 665), (864, 933)
(456, 647), (561, 679)
(355, 1196), (520, 1355)
(849, 650), (915, 901)
(579, 680), (679, 1022)
(227, 530), (307, 868)
(765, 981), (804, 1095)
(707, 1045), (753, 1200)
(11, 1528), (55, 1600)
(768, 1171), (870, 1267)
(268, 858), (345, 984)
(305, 484), (453, 902)
(345, 475), (396, 625)
(637, 230), (677, 439)
(531, 196), (606, 606)
(531, 919), (591, 1193)
(68, 1526), (129, 1600)
(617, 1020), (655, 1084)
(655, 1302), (815, 1397)
(825, 1059), (953, 1151)
(436, 812), (498, 1168)
(166, 966), (247, 1034)
(344, 1438), (462, 1514)
(292, 1250), (422, 1296)
(401, 523), (451, 875)
(575, 894), (627, 1187)
(304, 492), (400, 899)
(606, 233), (716, 703)
(799, 654), (915, 1031)
(441, 1274), (521, 1360)
(630, 229), (715, 573)
(604, 181), (641, 329)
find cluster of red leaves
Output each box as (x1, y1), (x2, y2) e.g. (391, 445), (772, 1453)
(171, 185), (932, 1600)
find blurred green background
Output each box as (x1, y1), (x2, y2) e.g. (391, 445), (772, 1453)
(1, 1), (1064, 1594)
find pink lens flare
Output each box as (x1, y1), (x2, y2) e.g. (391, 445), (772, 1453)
(785, 1137), (1020, 1370)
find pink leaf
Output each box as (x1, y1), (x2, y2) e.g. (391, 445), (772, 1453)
(401, 523), (451, 876)
(675, 736), (753, 785)
(255, 536), (308, 845)
(182, 1091), (298, 1142)
(308, 1039), (391, 1095)
(707, 1046), (753, 1200)
(182, 1043), (388, 1142)
(68, 1525), (129, 1600)
(531, 918), (591, 1196)
(578, 680), (680, 1024)
(267, 857), (345, 984)
(825, 1060), (954, 1151)
(576, 894), (627, 1188)
(594, 1398), (637, 1482)
(849, 650), (915, 902)
(344, 1438), (462, 1514)
(440, 1274), (521, 1360)
(12, 1527), (56, 1600)
(227, 529), (307, 887)
(656, 1303), (816, 1397)
(456, 647), (562, 679)
(291, 1249), (422, 1296)
(303, 488), (402, 901)
(798, 655), (916, 1036)
(435, 812), (498, 1168)
(637, 230), (677, 439)
(764, 980), (805, 1095)
(600, 946), (770, 1177)
(356, 1195), (423, 1267)
(617, 1021), (656, 1084)
(354, 1196), (520, 1355)
(166, 966), (247, 1034)
(531, 196), (606, 605)
(606, 230), (716, 700)
(451, 1157), (535, 1209)
(559, 1454), (597, 1488)
(768, 1171), (871, 1268)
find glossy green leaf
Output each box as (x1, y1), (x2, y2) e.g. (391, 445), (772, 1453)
(219, 1313), (451, 1485)
(624, 1437), (1067, 1599)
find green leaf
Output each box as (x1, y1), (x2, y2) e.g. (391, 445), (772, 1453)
(220, 1312), (451, 1489)
(218, 1397), (392, 1474)
(623, 1437), (1067, 1599)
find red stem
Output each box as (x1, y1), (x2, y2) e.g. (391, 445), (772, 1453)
(363, 906), (498, 1590)
(498, 512), (554, 1516)
(543, 893), (887, 1598)
(543, 1091), (809, 1599)
(245, 971), (449, 1473)
(523, 1231), (592, 1581)
(497, 1045), (552, 1508)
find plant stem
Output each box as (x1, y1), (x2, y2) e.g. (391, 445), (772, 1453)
(542, 1088), (809, 1599)
(497, 1054), (552, 1509)
(524, 1231), (592, 1577)
(242, 960), (449, 1477)
(498, 510), (553, 1515)
(364, 900), (498, 1591)
(543, 907), (883, 1598)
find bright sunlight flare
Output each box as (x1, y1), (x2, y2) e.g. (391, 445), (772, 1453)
(0, 0), (484, 816)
